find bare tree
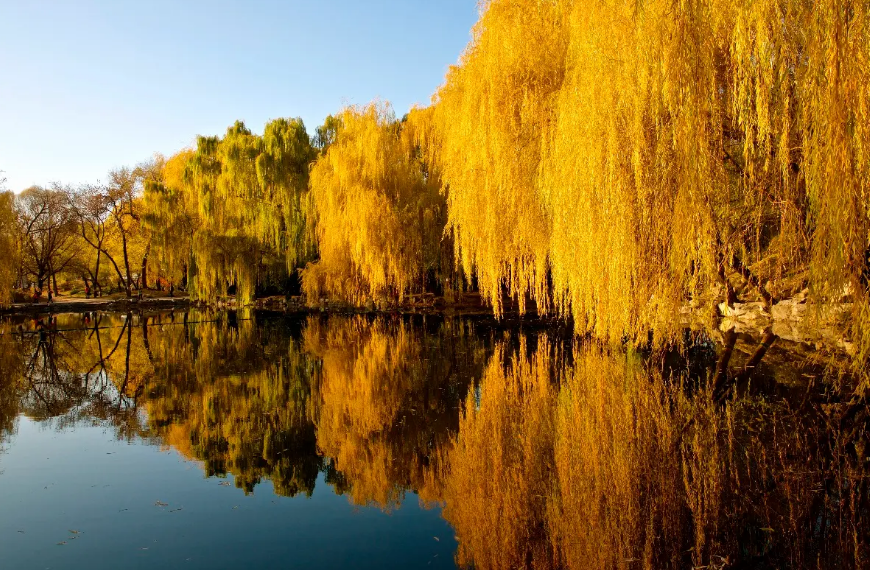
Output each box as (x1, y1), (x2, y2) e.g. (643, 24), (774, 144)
(105, 168), (142, 298)
(16, 185), (77, 296)
(67, 184), (126, 297)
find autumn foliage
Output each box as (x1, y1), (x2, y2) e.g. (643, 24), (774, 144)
(429, 0), (870, 350)
(3, 0), (869, 365)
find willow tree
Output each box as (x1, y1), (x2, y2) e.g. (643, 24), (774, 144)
(142, 149), (199, 289)
(256, 117), (317, 269)
(177, 118), (316, 303)
(431, 0), (870, 352)
(0, 191), (18, 305)
(429, 0), (568, 317)
(190, 122), (263, 301)
(302, 102), (447, 305)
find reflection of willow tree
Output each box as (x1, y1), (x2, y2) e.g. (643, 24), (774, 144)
(304, 316), (487, 508)
(443, 339), (558, 569)
(142, 312), (323, 497)
(132, 313), (489, 501)
(5, 312), (863, 568)
(0, 312), (324, 497)
(441, 338), (870, 570)
(2, 312), (491, 502)
(0, 325), (26, 442)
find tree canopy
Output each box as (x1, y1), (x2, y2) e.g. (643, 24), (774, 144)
(428, 0), (870, 351)
(142, 117), (317, 302)
(4, 0), (870, 363)
(301, 103), (446, 305)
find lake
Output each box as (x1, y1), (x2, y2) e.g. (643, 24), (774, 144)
(0, 310), (867, 569)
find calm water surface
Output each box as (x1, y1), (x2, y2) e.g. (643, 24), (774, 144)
(0, 310), (867, 569)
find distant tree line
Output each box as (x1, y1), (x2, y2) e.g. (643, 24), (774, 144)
(0, 165), (163, 302)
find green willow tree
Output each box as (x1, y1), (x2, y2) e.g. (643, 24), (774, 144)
(145, 118), (316, 303)
(257, 117), (318, 269)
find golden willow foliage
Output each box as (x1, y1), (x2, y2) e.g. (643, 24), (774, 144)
(304, 316), (420, 507)
(303, 316), (486, 508)
(143, 150), (198, 282)
(144, 118), (316, 302)
(440, 338), (870, 570)
(429, 1), (565, 317)
(0, 192), (18, 306)
(430, 0), (870, 349)
(302, 103), (447, 304)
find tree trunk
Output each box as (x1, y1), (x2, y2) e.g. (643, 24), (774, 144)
(717, 263), (738, 308)
(712, 328), (738, 401)
(94, 246), (102, 297)
(140, 241), (151, 291)
(121, 231), (132, 298)
(734, 329), (777, 387)
(141, 314), (154, 363)
(730, 254), (775, 308)
(101, 248), (127, 294)
(119, 313), (132, 402)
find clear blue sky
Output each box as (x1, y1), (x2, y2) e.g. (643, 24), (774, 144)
(0, 0), (478, 191)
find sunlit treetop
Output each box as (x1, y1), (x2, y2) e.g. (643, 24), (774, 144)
(302, 101), (445, 305)
(147, 117), (316, 302)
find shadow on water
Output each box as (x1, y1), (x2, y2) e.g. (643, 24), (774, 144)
(0, 310), (868, 569)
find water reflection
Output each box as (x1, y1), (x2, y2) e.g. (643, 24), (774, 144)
(0, 311), (867, 568)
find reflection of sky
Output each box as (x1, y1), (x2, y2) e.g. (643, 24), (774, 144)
(0, 417), (457, 570)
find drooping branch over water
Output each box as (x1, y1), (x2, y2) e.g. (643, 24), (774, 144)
(429, 0), (870, 353)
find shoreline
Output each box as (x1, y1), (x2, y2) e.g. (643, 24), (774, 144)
(0, 296), (194, 316)
(1, 292), (855, 361)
